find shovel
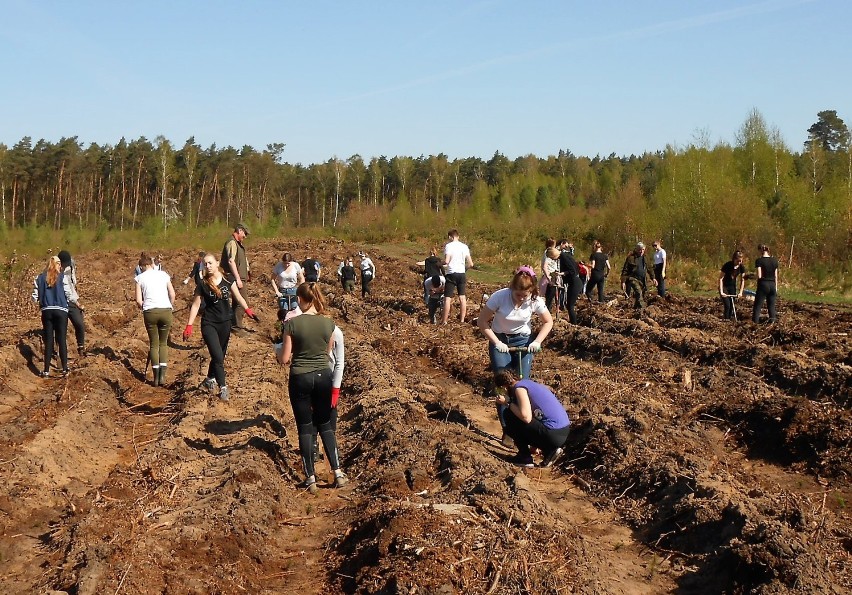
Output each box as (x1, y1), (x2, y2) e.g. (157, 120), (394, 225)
(721, 293), (738, 322)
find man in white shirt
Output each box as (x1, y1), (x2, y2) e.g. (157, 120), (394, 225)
(441, 229), (474, 324)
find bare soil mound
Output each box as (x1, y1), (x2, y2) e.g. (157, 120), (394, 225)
(1, 240), (850, 594)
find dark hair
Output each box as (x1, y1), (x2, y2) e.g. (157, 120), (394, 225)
(296, 282), (326, 314)
(732, 250), (744, 262)
(282, 252), (292, 263)
(448, 229), (459, 239)
(430, 275), (442, 288)
(593, 240), (602, 250)
(494, 367), (519, 388)
(758, 244), (770, 254)
(139, 254), (153, 268)
(545, 237), (556, 249)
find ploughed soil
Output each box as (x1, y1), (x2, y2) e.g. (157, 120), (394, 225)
(2, 239), (851, 594)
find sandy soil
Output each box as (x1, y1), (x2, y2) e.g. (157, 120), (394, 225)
(1, 240), (851, 594)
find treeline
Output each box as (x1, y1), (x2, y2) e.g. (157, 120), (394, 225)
(0, 109), (849, 265)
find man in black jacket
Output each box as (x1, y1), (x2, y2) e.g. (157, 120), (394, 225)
(557, 239), (582, 324)
(620, 242), (657, 308)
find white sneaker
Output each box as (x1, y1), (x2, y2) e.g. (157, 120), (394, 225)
(218, 386), (230, 402)
(201, 377), (218, 391)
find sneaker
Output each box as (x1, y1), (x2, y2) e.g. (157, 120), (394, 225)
(333, 472), (349, 488)
(541, 447), (564, 468)
(303, 477), (319, 494)
(40, 371), (50, 378)
(61, 368), (69, 377)
(77, 346), (86, 358)
(507, 454), (534, 468)
(218, 386), (230, 402)
(201, 377), (218, 391)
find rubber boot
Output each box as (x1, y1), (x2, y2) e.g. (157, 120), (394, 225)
(158, 366), (167, 387)
(152, 366), (160, 387)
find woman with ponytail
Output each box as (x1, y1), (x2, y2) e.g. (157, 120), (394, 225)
(752, 244), (779, 323)
(135, 254), (176, 386)
(277, 282), (348, 493)
(183, 253), (257, 401)
(32, 255), (72, 377)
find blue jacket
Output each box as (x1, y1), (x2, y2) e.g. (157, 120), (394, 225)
(34, 272), (69, 312)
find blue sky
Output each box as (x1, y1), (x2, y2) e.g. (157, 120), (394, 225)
(1, 0), (848, 165)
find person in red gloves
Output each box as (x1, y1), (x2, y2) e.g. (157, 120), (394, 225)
(276, 282), (347, 493)
(183, 253), (258, 402)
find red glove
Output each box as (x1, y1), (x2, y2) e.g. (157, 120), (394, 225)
(247, 272), (252, 282)
(245, 307), (258, 321)
(331, 387), (340, 408)
(182, 324), (193, 340)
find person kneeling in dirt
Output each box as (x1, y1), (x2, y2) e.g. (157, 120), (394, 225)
(620, 242), (656, 309)
(494, 367), (569, 468)
(425, 274), (445, 324)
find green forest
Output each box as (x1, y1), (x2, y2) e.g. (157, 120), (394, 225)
(1, 109), (850, 294)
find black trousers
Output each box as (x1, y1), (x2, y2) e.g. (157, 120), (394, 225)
(504, 408), (570, 456)
(752, 280), (777, 323)
(563, 275), (581, 323)
(587, 271), (606, 302)
(721, 284), (737, 319)
(68, 303), (85, 348)
(201, 320), (231, 386)
(41, 309), (68, 372)
(289, 368), (340, 478)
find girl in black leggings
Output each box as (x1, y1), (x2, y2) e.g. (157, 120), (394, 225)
(33, 255), (71, 377)
(278, 282), (348, 493)
(183, 253), (257, 402)
(752, 244), (779, 323)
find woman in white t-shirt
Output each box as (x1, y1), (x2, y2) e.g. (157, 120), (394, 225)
(271, 252), (304, 312)
(135, 254), (176, 386)
(477, 266), (553, 379)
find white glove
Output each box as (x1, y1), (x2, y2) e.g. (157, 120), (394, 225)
(528, 341), (541, 353)
(183, 278), (189, 285)
(274, 342), (283, 359)
(494, 341), (509, 353)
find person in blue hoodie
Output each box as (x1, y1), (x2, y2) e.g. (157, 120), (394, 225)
(32, 255), (71, 377)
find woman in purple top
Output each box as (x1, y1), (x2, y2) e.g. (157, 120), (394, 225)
(494, 367), (570, 468)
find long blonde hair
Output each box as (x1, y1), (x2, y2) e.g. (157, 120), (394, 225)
(202, 255), (224, 298)
(45, 256), (62, 287)
(296, 282), (326, 314)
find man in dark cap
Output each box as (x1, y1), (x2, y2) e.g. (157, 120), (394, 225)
(222, 224), (251, 331)
(620, 242), (656, 309)
(58, 250), (86, 357)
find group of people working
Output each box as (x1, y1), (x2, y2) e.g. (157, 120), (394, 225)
(30, 221), (783, 486)
(719, 244), (780, 323)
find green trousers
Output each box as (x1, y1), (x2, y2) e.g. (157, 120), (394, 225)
(143, 308), (173, 366)
(625, 278), (647, 308)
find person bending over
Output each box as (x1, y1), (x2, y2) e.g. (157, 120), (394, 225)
(494, 367), (570, 468)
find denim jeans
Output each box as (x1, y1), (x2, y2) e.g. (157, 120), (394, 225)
(488, 332), (534, 377)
